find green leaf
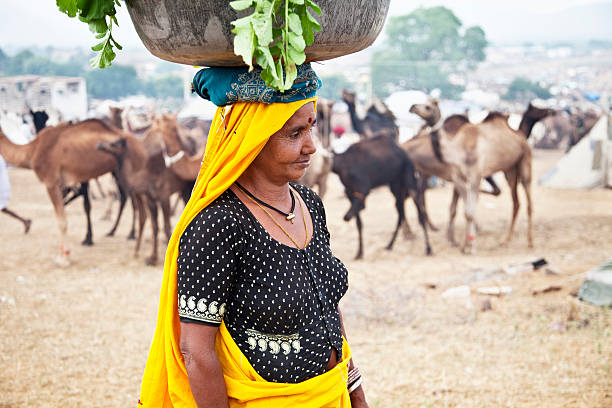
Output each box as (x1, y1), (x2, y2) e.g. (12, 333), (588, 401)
(229, 0), (254, 11)
(287, 44), (306, 65)
(283, 63), (298, 90)
(287, 14), (302, 35)
(289, 0), (305, 4)
(56, 0), (78, 18)
(251, 14), (273, 45)
(233, 25), (255, 68)
(256, 46), (278, 79)
(91, 38), (107, 52)
(288, 31), (305, 51)
(306, 0), (321, 14)
(88, 18), (108, 34)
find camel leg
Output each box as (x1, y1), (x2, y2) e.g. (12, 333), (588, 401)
(160, 197), (172, 242)
(80, 182), (94, 246)
(128, 195), (137, 240)
(447, 187), (460, 246)
(170, 193), (182, 217)
(317, 172), (329, 200)
(503, 168), (520, 246)
(386, 184), (407, 251)
(418, 176), (438, 232)
(94, 177), (106, 199)
(461, 181), (480, 254)
(1, 208), (32, 233)
(134, 194), (147, 257)
(519, 157), (534, 248)
(145, 196), (159, 266)
(412, 193), (432, 255)
(354, 212), (364, 260)
(46, 184), (70, 266)
(106, 173), (128, 237)
(482, 175), (501, 196)
(100, 193), (114, 221)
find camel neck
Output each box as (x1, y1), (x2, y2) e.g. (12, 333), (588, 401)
(518, 115), (538, 138)
(0, 133), (34, 169)
(345, 101), (365, 135)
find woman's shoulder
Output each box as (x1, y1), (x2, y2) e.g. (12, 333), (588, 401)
(182, 190), (244, 237)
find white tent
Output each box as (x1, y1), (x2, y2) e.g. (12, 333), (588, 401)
(539, 114), (611, 189)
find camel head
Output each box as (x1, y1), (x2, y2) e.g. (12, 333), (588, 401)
(341, 89), (356, 106)
(409, 99), (441, 126)
(108, 106), (124, 128)
(525, 102), (555, 122)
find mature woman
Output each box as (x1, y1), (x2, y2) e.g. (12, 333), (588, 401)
(139, 65), (367, 407)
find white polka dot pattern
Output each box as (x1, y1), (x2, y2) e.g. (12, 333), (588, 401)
(177, 183), (349, 383)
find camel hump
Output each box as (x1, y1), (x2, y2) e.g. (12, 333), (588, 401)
(442, 114), (469, 135)
(483, 111), (509, 123)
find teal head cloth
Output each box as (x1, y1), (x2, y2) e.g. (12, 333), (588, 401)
(192, 64), (321, 107)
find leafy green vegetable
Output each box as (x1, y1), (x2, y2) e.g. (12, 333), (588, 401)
(56, 0), (122, 69)
(230, 0), (321, 91)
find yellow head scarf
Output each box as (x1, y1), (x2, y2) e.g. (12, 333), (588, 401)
(139, 96), (349, 407)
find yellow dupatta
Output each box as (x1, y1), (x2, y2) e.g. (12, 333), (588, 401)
(138, 97), (351, 407)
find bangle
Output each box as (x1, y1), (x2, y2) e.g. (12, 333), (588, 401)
(347, 366), (362, 394)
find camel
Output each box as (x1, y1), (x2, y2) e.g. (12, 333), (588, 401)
(0, 120), (129, 265)
(341, 89), (399, 140)
(297, 99), (334, 198)
(332, 135), (431, 259)
(297, 134), (333, 198)
(409, 101), (553, 253)
(147, 113), (206, 182)
(97, 133), (193, 266)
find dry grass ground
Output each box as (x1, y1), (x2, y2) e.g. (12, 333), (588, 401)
(0, 149), (610, 408)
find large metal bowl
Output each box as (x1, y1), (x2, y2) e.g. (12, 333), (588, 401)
(124, 0), (390, 66)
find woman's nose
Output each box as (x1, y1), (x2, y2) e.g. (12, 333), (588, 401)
(302, 132), (317, 155)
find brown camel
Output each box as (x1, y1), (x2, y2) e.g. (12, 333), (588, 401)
(0, 120), (129, 265)
(409, 101), (553, 253)
(341, 89), (399, 140)
(97, 133), (193, 266)
(147, 113), (206, 182)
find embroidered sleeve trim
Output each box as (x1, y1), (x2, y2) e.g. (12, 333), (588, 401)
(178, 295), (226, 324)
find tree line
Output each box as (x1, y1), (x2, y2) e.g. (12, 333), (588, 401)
(0, 48), (184, 101)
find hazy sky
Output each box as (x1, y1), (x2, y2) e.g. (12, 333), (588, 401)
(0, 0), (610, 52)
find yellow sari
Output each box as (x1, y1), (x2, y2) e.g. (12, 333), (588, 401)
(138, 97), (352, 407)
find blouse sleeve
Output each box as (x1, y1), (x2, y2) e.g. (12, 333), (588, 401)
(177, 209), (244, 326)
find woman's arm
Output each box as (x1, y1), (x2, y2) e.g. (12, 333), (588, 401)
(179, 322), (229, 408)
(338, 307), (369, 408)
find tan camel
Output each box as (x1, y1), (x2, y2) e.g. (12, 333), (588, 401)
(297, 133), (333, 198)
(0, 120), (129, 265)
(97, 133), (193, 266)
(409, 101), (553, 253)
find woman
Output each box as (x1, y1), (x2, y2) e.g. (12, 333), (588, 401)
(139, 65), (367, 407)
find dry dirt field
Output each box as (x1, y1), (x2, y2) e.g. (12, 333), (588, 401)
(1, 149), (611, 408)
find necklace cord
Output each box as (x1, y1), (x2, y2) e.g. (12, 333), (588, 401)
(235, 182), (295, 220)
(238, 185), (309, 249)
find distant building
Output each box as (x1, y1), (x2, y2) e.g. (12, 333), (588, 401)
(0, 75), (87, 121)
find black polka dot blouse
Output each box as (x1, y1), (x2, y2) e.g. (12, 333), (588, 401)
(177, 183), (349, 383)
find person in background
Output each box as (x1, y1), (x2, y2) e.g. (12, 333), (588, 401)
(0, 154), (31, 233)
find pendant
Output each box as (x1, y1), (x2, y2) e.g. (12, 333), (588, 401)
(286, 213), (295, 224)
